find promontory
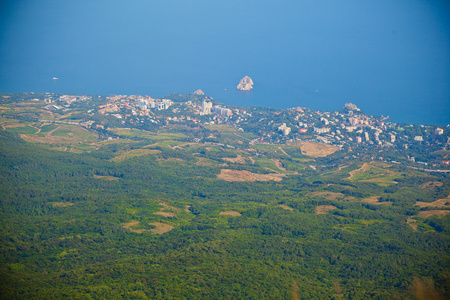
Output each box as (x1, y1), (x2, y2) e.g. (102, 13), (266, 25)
(237, 76), (254, 91)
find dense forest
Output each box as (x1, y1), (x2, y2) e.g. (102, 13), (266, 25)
(0, 106), (449, 298)
(0, 126), (450, 299)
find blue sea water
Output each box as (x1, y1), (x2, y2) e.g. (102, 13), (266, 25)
(0, 0), (449, 125)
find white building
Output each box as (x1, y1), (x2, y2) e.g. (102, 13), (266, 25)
(202, 100), (212, 115)
(314, 127), (331, 134)
(278, 123), (291, 136)
(212, 106), (232, 117)
(389, 133), (396, 143)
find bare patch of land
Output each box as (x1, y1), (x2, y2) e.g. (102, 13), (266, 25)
(298, 141), (339, 158)
(278, 204), (294, 211)
(316, 205), (337, 215)
(416, 195), (450, 208)
(149, 222), (174, 234)
(50, 202), (74, 207)
(220, 211), (242, 216)
(417, 210), (450, 218)
(158, 202), (179, 211)
(185, 205), (191, 213)
(310, 192), (355, 201)
(420, 181), (444, 189)
(153, 201), (178, 217)
(407, 218), (418, 231)
(362, 196), (391, 205)
(122, 221), (146, 233)
(94, 174), (120, 180)
(154, 211), (176, 217)
(217, 169), (283, 182)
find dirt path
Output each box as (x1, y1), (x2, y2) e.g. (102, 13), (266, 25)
(27, 124), (41, 134)
(272, 159), (287, 171)
(233, 133), (251, 141)
(47, 125), (62, 136)
(278, 147), (291, 157)
(347, 163), (370, 179)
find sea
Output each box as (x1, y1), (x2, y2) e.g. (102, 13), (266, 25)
(1, 0), (449, 126)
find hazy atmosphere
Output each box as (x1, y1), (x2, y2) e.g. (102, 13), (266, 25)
(2, 1), (450, 299)
(1, 0), (449, 124)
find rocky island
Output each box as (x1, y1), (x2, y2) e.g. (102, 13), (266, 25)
(237, 76), (254, 91)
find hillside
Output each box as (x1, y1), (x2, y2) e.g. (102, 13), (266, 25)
(0, 94), (449, 299)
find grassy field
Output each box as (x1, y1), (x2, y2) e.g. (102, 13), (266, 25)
(347, 162), (404, 186)
(108, 128), (187, 141)
(4, 125), (39, 135)
(111, 149), (161, 162)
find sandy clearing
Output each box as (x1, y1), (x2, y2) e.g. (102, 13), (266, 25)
(362, 196), (391, 205)
(315, 205), (337, 215)
(417, 210), (450, 218)
(298, 141), (340, 158)
(416, 195), (450, 208)
(278, 204), (294, 211)
(310, 191), (355, 200)
(407, 218), (418, 231)
(185, 205), (191, 213)
(50, 202), (74, 207)
(122, 221), (147, 233)
(217, 169), (284, 182)
(419, 181), (443, 189)
(149, 222), (174, 234)
(219, 211), (242, 216)
(94, 175), (120, 180)
(154, 211), (176, 217)
(158, 202), (179, 211)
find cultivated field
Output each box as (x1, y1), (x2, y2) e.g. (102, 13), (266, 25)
(217, 169), (284, 182)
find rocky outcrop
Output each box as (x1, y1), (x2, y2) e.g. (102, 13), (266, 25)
(344, 103), (360, 111)
(237, 76), (254, 91)
(193, 89), (205, 95)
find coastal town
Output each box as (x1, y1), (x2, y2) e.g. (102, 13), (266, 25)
(1, 91), (450, 169)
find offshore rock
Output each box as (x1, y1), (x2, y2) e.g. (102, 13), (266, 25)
(237, 76), (254, 91)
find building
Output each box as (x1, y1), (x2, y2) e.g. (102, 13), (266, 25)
(435, 128), (444, 135)
(212, 106), (232, 117)
(314, 127), (331, 134)
(389, 133), (396, 143)
(202, 100), (212, 115)
(278, 123), (291, 136)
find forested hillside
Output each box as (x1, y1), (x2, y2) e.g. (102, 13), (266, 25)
(1, 124), (449, 299)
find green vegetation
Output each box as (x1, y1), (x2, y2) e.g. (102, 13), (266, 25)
(0, 97), (449, 299)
